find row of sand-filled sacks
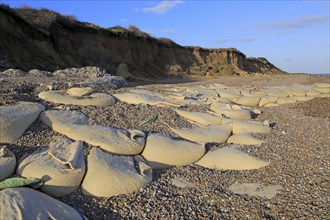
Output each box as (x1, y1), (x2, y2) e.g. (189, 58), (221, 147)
(113, 82), (330, 108)
(164, 82), (330, 107)
(36, 82), (330, 109)
(1, 103), (271, 198)
(0, 137), (269, 219)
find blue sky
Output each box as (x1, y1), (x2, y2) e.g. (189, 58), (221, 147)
(2, 0), (329, 74)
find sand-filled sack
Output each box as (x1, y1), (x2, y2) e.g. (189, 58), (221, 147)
(313, 83), (330, 88)
(38, 91), (115, 106)
(174, 109), (222, 126)
(215, 87), (241, 98)
(264, 103), (279, 107)
(209, 102), (232, 109)
(142, 133), (205, 169)
(0, 188), (85, 219)
(263, 88), (288, 97)
(276, 97), (296, 104)
(222, 119), (271, 134)
(0, 102), (45, 143)
(236, 97), (261, 107)
(66, 87), (94, 97)
(82, 148), (152, 197)
(186, 86), (218, 97)
(0, 147), (16, 181)
(241, 91), (267, 97)
(227, 134), (264, 145)
(195, 146), (270, 170)
(40, 110), (89, 126)
(258, 96), (279, 107)
(40, 110), (146, 155)
(17, 140), (86, 197)
(305, 89), (321, 97)
(210, 107), (251, 120)
(295, 96), (315, 102)
(61, 125), (146, 155)
(313, 86), (330, 94)
(168, 123), (232, 143)
(113, 92), (181, 107)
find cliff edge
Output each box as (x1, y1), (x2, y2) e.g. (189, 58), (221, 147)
(0, 5), (286, 78)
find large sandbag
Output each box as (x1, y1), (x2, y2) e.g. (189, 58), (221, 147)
(276, 97), (296, 104)
(230, 120), (271, 134)
(82, 148), (152, 197)
(142, 133), (205, 169)
(113, 92), (181, 107)
(263, 88), (288, 97)
(313, 86), (330, 94)
(210, 102), (232, 109)
(195, 146), (270, 170)
(0, 147), (16, 181)
(174, 109), (222, 126)
(186, 86), (218, 97)
(0, 102), (45, 143)
(210, 107), (251, 120)
(241, 91), (267, 97)
(40, 110), (89, 126)
(288, 91), (306, 97)
(258, 96), (279, 107)
(264, 103), (279, 107)
(40, 110), (146, 155)
(227, 134), (264, 145)
(282, 86), (307, 97)
(17, 140), (86, 197)
(0, 188), (85, 220)
(305, 89), (321, 97)
(295, 96), (314, 102)
(236, 97), (260, 107)
(312, 83), (330, 88)
(38, 91), (115, 106)
(61, 125), (146, 155)
(168, 123), (232, 143)
(66, 87), (94, 97)
(215, 88), (241, 99)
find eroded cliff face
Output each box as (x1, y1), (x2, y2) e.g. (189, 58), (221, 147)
(0, 5), (285, 78)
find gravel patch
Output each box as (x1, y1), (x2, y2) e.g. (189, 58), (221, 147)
(293, 97), (330, 119)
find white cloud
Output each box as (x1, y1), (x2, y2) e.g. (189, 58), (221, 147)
(215, 38), (258, 44)
(259, 15), (329, 31)
(143, 0), (184, 15)
(120, 19), (127, 23)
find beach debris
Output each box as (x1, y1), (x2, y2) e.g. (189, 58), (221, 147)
(138, 115), (158, 127)
(0, 177), (43, 190)
(228, 183), (283, 199)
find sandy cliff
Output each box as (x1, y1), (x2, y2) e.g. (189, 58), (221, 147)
(0, 5), (285, 78)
